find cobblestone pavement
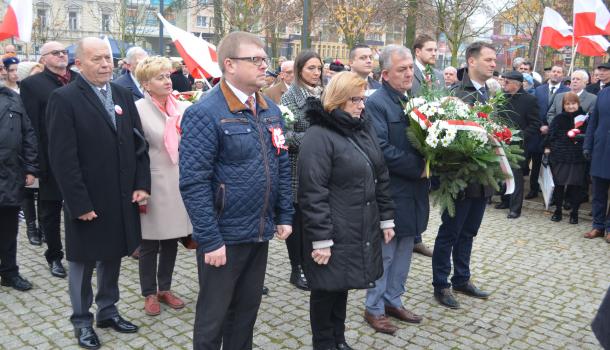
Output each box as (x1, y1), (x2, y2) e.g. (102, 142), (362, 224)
(1, 204), (608, 350)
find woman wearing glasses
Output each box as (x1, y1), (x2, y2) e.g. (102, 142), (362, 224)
(298, 72), (395, 350)
(134, 56), (192, 316)
(280, 50), (324, 291)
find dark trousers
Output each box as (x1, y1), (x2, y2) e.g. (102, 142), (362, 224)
(554, 185), (581, 212)
(310, 290), (348, 350)
(39, 200), (63, 262)
(286, 203), (303, 267)
(527, 152), (543, 192)
(193, 242), (268, 350)
(138, 238), (179, 296)
(0, 206), (20, 279)
(591, 176), (610, 231)
(68, 259), (121, 328)
(501, 168), (524, 213)
(432, 197), (486, 290)
(22, 188), (39, 226)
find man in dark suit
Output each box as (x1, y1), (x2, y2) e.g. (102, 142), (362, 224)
(263, 60), (293, 104)
(364, 45), (428, 334)
(583, 86), (610, 243)
(113, 46), (148, 101)
(46, 37), (151, 349)
(349, 44), (382, 96)
(20, 41), (78, 278)
(433, 42), (496, 310)
(495, 71), (541, 218)
(170, 61), (193, 92)
(410, 34), (445, 98)
(586, 62), (610, 95)
(528, 65), (570, 199)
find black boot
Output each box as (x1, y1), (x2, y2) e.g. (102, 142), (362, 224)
(289, 265), (309, 291)
(569, 206), (579, 224)
(39, 227), (46, 243)
(551, 208), (562, 222)
(26, 221), (41, 246)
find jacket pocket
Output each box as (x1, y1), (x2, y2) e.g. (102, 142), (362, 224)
(220, 123), (256, 162)
(215, 183), (226, 219)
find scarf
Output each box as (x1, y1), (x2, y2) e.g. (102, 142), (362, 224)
(304, 84), (324, 99)
(150, 93), (182, 164)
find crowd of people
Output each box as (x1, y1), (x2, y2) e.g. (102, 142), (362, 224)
(0, 31), (609, 350)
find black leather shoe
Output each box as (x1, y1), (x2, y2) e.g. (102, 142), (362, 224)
(26, 222), (41, 246)
(40, 228), (46, 243)
(96, 315), (138, 333)
(75, 327), (100, 349)
(262, 286), (269, 295)
(336, 342), (354, 350)
(525, 191), (538, 199)
(0, 274), (32, 291)
(551, 210), (562, 222)
(569, 212), (579, 224)
(494, 202), (509, 209)
(49, 260), (67, 278)
(290, 265), (310, 291)
(452, 281), (490, 299)
(434, 288), (460, 309)
(507, 211), (520, 219)
(563, 202), (572, 210)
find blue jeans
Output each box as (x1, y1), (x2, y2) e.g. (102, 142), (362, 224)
(365, 236), (414, 316)
(591, 176), (610, 231)
(432, 197), (486, 291)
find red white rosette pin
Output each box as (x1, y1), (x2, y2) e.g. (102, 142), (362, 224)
(115, 105), (123, 115)
(269, 127), (288, 155)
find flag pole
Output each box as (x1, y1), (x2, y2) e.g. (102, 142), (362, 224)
(569, 38), (578, 76)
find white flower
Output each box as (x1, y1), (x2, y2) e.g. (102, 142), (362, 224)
(278, 105), (295, 123)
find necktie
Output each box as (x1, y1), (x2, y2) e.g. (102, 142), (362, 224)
(246, 96), (256, 116)
(479, 87), (488, 102)
(550, 86), (556, 97)
(100, 88), (107, 98)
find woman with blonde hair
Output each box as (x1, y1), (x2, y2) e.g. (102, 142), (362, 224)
(134, 56), (192, 316)
(298, 71), (395, 350)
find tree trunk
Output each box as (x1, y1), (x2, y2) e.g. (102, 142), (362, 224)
(404, 0), (418, 48)
(214, 0), (224, 44)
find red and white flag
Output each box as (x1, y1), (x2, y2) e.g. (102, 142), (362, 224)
(157, 13), (221, 79)
(574, 114), (589, 128)
(574, 0), (610, 37)
(0, 0), (33, 42)
(539, 7), (574, 49)
(577, 35), (610, 56)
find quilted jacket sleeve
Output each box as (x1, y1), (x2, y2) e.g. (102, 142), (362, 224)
(179, 105), (223, 254)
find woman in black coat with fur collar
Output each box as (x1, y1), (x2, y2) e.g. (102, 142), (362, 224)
(297, 72), (395, 350)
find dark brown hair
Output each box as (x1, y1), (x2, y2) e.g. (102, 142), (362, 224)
(562, 91), (580, 108)
(413, 34), (435, 52)
(294, 50), (323, 87)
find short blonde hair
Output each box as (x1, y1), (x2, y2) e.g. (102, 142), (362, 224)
(322, 71), (367, 112)
(135, 56), (172, 85)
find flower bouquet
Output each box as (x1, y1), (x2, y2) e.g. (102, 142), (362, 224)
(405, 91), (524, 216)
(278, 105), (296, 129)
(173, 90), (204, 103)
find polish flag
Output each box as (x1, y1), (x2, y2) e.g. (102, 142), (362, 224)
(0, 0), (33, 42)
(576, 35), (610, 56)
(538, 7), (573, 49)
(157, 13), (221, 79)
(574, 114), (589, 128)
(574, 0), (610, 37)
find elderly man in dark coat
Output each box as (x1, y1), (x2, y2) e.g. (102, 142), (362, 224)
(495, 71), (541, 218)
(583, 87), (610, 242)
(20, 40), (77, 278)
(46, 37), (150, 349)
(364, 45), (428, 335)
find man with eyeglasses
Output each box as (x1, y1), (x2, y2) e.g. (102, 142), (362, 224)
(20, 41), (77, 279)
(179, 31), (293, 350)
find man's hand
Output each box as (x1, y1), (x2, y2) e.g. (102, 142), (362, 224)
(132, 190), (149, 204)
(540, 125), (549, 135)
(78, 211), (98, 221)
(312, 247), (331, 265)
(25, 174), (35, 186)
(383, 228), (395, 244)
(204, 245), (226, 267)
(276, 225), (292, 240)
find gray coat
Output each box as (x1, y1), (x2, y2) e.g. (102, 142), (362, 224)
(409, 62), (445, 97)
(546, 90), (597, 125)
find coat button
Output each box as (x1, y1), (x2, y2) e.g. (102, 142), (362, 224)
(366, 201), (370, 206)
(365, 242), (370, 246)
(247, 128), (251, 132)
(369, 282), (374, 287)
(374, 179), (378, 184)
(224, 130), (229, 134)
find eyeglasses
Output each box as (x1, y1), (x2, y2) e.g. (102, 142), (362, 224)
(229, 56), (269, 67)
(42, 49), (68, 57)
(349, 96), (367, 104)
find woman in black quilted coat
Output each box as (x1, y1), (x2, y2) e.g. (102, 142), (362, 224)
(297, 72), (395, 350)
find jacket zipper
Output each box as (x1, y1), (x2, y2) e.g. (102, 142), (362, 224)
(254, 114), (271, 242)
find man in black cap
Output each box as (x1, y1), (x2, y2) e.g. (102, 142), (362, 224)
(586, 62), (610, 95)
(495, 71), (541, 218)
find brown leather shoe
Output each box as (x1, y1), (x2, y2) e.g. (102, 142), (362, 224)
(584, 228), (604, 239)
(144, 295), (160, 316)
(158, 291), (185, 309)
(413, 242), (433, 257)
(384, 305), (423, 324)
(606, 233), (610, 243)
(363, 311), (398, 335)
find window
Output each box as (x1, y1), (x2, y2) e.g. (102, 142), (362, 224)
(503, 23), (516, 35)
(68, 11), (78, 31)
(37, 9), (48, 29)
(102, 14), (111, 32)
(197, 0), (210, 4)
(196, 16), (208, 27)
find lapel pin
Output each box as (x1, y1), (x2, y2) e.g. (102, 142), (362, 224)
(115, 105), (123, 115)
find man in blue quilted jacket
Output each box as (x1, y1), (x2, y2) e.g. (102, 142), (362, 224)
(179, 31), (294, 350)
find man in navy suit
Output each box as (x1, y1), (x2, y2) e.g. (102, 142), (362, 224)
(113, 46), (148, 101)
(527, 65), (569, 199)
